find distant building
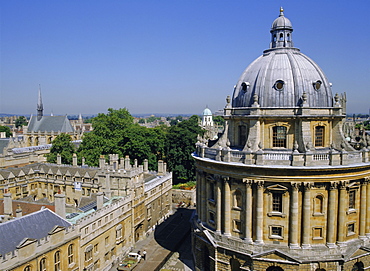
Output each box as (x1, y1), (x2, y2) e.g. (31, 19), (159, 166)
(193, 8), (370, 271)
(23, 88), (80, 146)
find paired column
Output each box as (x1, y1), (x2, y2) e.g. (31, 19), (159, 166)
(216, 178), (222, 233)
(289, 182), (299, 248)
(337, 181), (348, 245)
(366, 178), (370, 237)
(327, 182), (338, 247)
(255, 181), (264, 244)
(223, 178), (231, 236)
(244, 179), (253, 243)
(301, 182), (312, 248)
(360, 180), (367, 238)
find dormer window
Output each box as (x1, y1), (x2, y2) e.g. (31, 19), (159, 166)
(274, 80), (285, 91)
(241, 82), (249, 92)
(313, 80), (322, 91)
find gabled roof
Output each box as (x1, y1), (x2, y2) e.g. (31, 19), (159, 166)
(27, 115), (74, 133)
(0, 208), (71, 256)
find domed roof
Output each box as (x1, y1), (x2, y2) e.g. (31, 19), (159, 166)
(203, 107), (212, 116)
(271, 8), (292, 30)
(232, 9), (333, 108)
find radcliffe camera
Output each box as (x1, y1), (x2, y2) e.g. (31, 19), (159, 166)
(0, 3), (369, 271)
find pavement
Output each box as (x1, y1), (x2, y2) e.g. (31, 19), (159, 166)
(110, 207), (195, 271)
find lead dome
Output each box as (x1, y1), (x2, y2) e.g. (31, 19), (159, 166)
(232, 8), (333, 108)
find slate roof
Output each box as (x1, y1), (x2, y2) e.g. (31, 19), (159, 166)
(0, 208), (71, 256)
(27, 115), (74, 133)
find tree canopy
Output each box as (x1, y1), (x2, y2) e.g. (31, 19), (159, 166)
(47, 133), (75, 164)
(165, 115), (204, 184)
(15, 116), (28, 129)
(0, 126), (12, 137)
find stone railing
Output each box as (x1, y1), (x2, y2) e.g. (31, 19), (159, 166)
(195, 143), (369, 167)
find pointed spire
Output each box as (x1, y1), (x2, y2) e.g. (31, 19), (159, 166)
(37, 84), (43, 121)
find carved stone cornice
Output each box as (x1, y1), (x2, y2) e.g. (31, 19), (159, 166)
(302, 182), (313, 191)
(255, 180), (264, 189)
(290, 182), (300, 191)
(329, 181), (339, 190)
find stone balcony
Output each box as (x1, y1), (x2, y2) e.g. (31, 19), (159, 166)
(195, 143), (369, 167)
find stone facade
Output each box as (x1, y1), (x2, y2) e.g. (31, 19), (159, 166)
(192, 8), (370, 271)
(0, 156), (172, 270)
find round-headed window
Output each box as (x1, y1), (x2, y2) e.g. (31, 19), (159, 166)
(274, 80), (285, 91)
(313, 80), (322, 91)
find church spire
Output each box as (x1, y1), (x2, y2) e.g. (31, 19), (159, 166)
(37, 84), (43, 121)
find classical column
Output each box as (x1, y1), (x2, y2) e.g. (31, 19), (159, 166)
(301, 182), (312, 248)
(327, 182), (338, 247)
(337, 181), (347, 245)
(216, 178), (222, 233)
(366, 178), (370, 236)
(360, 180), (367, 238)
(202, 174), (208, 223)
(255, 181), (264, 244)
(223, 177), (231, 236)
(244, 179), (253, 243)
(289, 182), (300, 248)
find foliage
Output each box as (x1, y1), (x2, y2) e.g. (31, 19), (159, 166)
(169, 119), (178, 126)
(138, 118), (145, 124)
(15, 116), (28, 129)
(0, 126), (12, 137)
(213, 115), (225, 126)
(165, 115), (204, 184)
(175, 115), (183, 122)
(77, 108), (166, 170)
(46, 133), (75, 164)
(147, 116), (160, 123)
(172, 181), (196, 189)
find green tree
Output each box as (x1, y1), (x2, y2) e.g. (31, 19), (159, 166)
(15, 116), (28, 129)
(0, 126), (12, 137)
(138, 118), (145, 124)
(213, 116), (225, 126)
(78, 108), (134, 166)
(47, 133), (75, 164)
(165, 115), (204, 184)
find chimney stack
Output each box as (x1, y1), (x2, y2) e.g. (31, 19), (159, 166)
(143, 159), (149, 173)
(57, 154), (61, 165)
(158, 160), (164, 175)
(96, 192), (104, 209)
(73, 153), (78, 166)
(4, 193), (13, 220)
(54, 193), (66, 218)
(16, 204), (22, 218)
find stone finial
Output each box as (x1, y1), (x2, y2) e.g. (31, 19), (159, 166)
(293, 141), (299, 151)
(252, 93), (260, 107)
(225, 95), (231, 108)
(258, 142), (263, 150)
(306, 142), (312, 151)
(57, 154), (62, 165)
(334, 93), (340, 106)
(72, 153), (77, 166)
(301, 91), (308, 107)
(16, 204), (22, 218)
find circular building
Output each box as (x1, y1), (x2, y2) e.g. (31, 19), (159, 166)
(192, 8), (370, 271)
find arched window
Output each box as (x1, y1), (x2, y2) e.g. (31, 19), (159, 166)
(279, 33), (284, 41)
(273, 34), (277, 42)
(352, 262), (364, 271)
(116, 224), (123, 242)
(287, 33), (290, 41)
(209, 182), (215, 201)
(273, 126), (287, 148)
(24, 266), (31, 271)
(234, 190), (243, 209)
(54, 251), (61, 271)
(314, 195), (324, 214)
(39, 258), (46, 271)
(315, 126), (324, 147)
(68, 244), (74, 265)
(85, 245), (93, 262)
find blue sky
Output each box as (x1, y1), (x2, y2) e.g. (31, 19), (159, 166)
(1, 0), (369, 116)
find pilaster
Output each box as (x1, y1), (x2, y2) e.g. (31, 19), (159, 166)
(327, 182), (338, 248)
(243, 179), (253, 243)
(289, 182), (300, 248)
(223, 177), (231, 236)
(255, 180), (264, 244)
